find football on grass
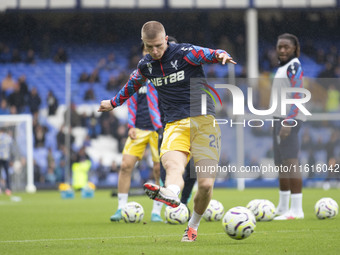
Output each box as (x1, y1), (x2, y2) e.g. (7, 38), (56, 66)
(164, 203), (189, 224)
(222, 206), (256, 240)
(203, 199), (224, 221)
(121, 202), (144, 223)
(315, 197), (338, 219)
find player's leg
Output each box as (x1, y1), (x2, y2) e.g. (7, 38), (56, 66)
(148, 130), (164, 222)
(0, 160), (4, 194)
(110, 154), (139, 221)
(2, 160), (11, 195)
(274, 121), (303, 220)
(144, 119), (190, 208)
(182, 115), (220, 242)
(111, 129), (147, 222)
(286, 158), (303, 218)
(192, 159), (216, 212)
(150, 161), (164, 221)
(157, 129), (166, 186)
(181, 159), (196, 213)
(152, 162), (161, 185)
(276, 170), (291, 216)
(275, 158), (303, 220)
(144, 151), (186, 207)
(149, 131), (161, 187)
(182, 159), (217, 242)
(118, 154), (139, 193)
(181, 160), (196, 204)
(273, 120), (291, 216)
(163, 151), (186, 190)
(160, 161), (166, 186)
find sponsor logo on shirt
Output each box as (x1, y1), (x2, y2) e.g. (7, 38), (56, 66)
(150, 70), (185, 86)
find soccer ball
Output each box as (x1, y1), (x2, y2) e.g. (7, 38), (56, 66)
(164, 203), (189, 224)
(246, 199), (264, 214)
(253, 200), (276, 221)
(203, 199), (224, 221)
(315, 197), (338, 219)
(222, 206), (256, 240)
(121, 202), (144, 223)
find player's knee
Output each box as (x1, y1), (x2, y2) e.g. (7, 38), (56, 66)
(120, 161), (134, 173)
(153, 162), (160, 173)
(162, 160), (183, 174)
(198, 180), (213, 195)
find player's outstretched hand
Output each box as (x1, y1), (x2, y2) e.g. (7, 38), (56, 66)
(216, 52), (237, 65)
(98, 100), (113, 112)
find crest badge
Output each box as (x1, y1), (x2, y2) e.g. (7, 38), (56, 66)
(170, 60), (178, 70)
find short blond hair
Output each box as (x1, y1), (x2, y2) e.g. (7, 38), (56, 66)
(141, 21), (166, 40)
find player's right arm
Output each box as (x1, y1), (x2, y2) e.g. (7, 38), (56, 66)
(98, 69), (146, 112)
(126, 92), (138, 140)
(127, 93), (137, 129)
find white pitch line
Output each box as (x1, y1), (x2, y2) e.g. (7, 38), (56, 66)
(0, 229), (337, 244)
(0, 234), (184, 243)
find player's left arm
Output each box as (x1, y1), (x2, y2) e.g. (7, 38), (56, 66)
(285, 62), (304, 122)
(280, 62), (304, 138)
(183, 45), (236, 66)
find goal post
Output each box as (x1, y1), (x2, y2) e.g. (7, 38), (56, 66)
(0, 114), (35, 193)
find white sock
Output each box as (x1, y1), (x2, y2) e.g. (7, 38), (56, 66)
(277, 190), (290, 213)
(151, 200), (163, 215)
(188, 210), (203, 230)
(290, 193), (303, 215)
(117, 193), (128, 209)
(166, 184), (180, 196)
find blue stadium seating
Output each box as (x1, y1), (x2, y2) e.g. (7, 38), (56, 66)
(1, 42), (339, 187)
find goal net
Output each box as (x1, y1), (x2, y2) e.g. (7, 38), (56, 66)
(0, 115), (35, 193)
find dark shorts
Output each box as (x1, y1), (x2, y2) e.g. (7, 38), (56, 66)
(273, 118), (303, 165)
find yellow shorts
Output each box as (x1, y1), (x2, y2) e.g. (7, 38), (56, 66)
(122, 128), (159, 162)
(160, 115), (221, 164)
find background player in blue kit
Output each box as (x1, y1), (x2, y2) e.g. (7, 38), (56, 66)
(110, 44), (164, 223)
(98, 21), (236, 242)
(271, 33), (305, 220)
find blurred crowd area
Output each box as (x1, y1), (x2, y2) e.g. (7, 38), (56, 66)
(0, 10), (340, 189)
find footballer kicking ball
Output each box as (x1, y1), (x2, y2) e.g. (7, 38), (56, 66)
(315, 197), (338, 219)
(164, 203), (189, 224)
(121, 202), (144, 223)
(253, 200), (276, 221)
(222, 206), (256, 240)
(203, 199), (225, 221)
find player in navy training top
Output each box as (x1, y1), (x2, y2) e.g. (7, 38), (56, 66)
(98, 21), (236, 242)
(271, 33), (305, 220)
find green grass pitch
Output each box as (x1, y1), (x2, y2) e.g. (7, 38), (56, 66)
(1, 188), (340, 255)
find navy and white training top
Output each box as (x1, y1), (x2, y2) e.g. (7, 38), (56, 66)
(111, 43), (229, 123)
